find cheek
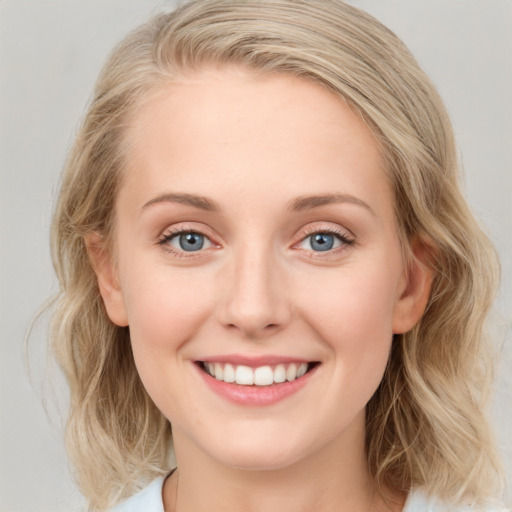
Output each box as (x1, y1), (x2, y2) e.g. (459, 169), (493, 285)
(296, 263), (400, 388)
(120, 266), (217, 420)
(120, 263), (215, 362)
(301, 268), (398, 342)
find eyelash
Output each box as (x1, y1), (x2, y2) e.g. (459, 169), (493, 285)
(157, 225), (355, 258)
(296, 226), (355, 257)
(157, 226), (213, 258)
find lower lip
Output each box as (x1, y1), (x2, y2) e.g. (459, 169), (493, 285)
(195, 363), (318, 406)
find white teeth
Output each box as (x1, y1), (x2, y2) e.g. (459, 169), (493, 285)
(254, 366), (274, 386)
(273, 364), (286, 383)
(214, 362), (223, 380)
(235, 365), (254, 385)
(297, 363), (308, 378)
(286, 363), (297, 381)
(203, 361), (314, 386)
(224, 363), (235, 383)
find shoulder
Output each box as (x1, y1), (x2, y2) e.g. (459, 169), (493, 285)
(109, 477), (165, 512)
(405, 488), (510, 512)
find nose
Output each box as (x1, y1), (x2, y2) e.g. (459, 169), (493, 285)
(216, 243), (291, 339)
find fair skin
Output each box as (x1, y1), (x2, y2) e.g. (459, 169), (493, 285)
(88, 67), (432, 512)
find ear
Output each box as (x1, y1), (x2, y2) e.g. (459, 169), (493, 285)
(85, 232), (129, 327)
(392, 237), (435, 334)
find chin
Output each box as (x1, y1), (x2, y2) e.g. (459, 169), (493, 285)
(208, 433), (311, 472)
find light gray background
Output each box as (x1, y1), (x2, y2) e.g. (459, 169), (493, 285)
(1, 1), (511, 511)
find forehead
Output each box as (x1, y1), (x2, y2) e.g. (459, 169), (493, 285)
(119, 67), (392, 219)
(127, 67), (379, 155)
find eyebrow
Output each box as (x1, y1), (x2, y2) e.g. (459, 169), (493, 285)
(142, 192), (219, 212)
(141, 191), (374, 216)
(288, 193), (375, 215)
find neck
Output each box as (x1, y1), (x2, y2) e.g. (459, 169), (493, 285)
(163, 415), (404, 512)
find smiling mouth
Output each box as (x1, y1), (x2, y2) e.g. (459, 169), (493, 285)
(197, 361), (320, 386)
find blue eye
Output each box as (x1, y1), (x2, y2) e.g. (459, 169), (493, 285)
(161, 231), (212, 252)
(309, 233), (335, 251)
(178, 232), (205, 251)
(298, 230), (353, 253)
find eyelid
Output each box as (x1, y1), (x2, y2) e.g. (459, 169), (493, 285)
(297, 222), (355, 241)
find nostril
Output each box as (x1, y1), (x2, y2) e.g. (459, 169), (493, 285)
(225, 321), (281, 338)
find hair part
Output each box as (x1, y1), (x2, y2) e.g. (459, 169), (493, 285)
(49, 1), (502, 509)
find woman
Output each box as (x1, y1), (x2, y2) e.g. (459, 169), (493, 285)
(48, 1), (507, 510)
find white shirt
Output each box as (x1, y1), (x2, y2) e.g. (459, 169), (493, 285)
(110, 476), (510, 512)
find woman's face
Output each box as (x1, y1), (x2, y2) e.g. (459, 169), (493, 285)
(95, 67), (428, 471)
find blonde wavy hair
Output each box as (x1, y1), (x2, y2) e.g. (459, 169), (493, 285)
(49, 0), (503, 509)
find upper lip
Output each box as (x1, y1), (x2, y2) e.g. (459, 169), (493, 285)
(196, 354), (316, 367)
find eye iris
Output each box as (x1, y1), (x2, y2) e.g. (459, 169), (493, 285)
(179, 233), (204, 251)
(311, 233), (334, 251)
